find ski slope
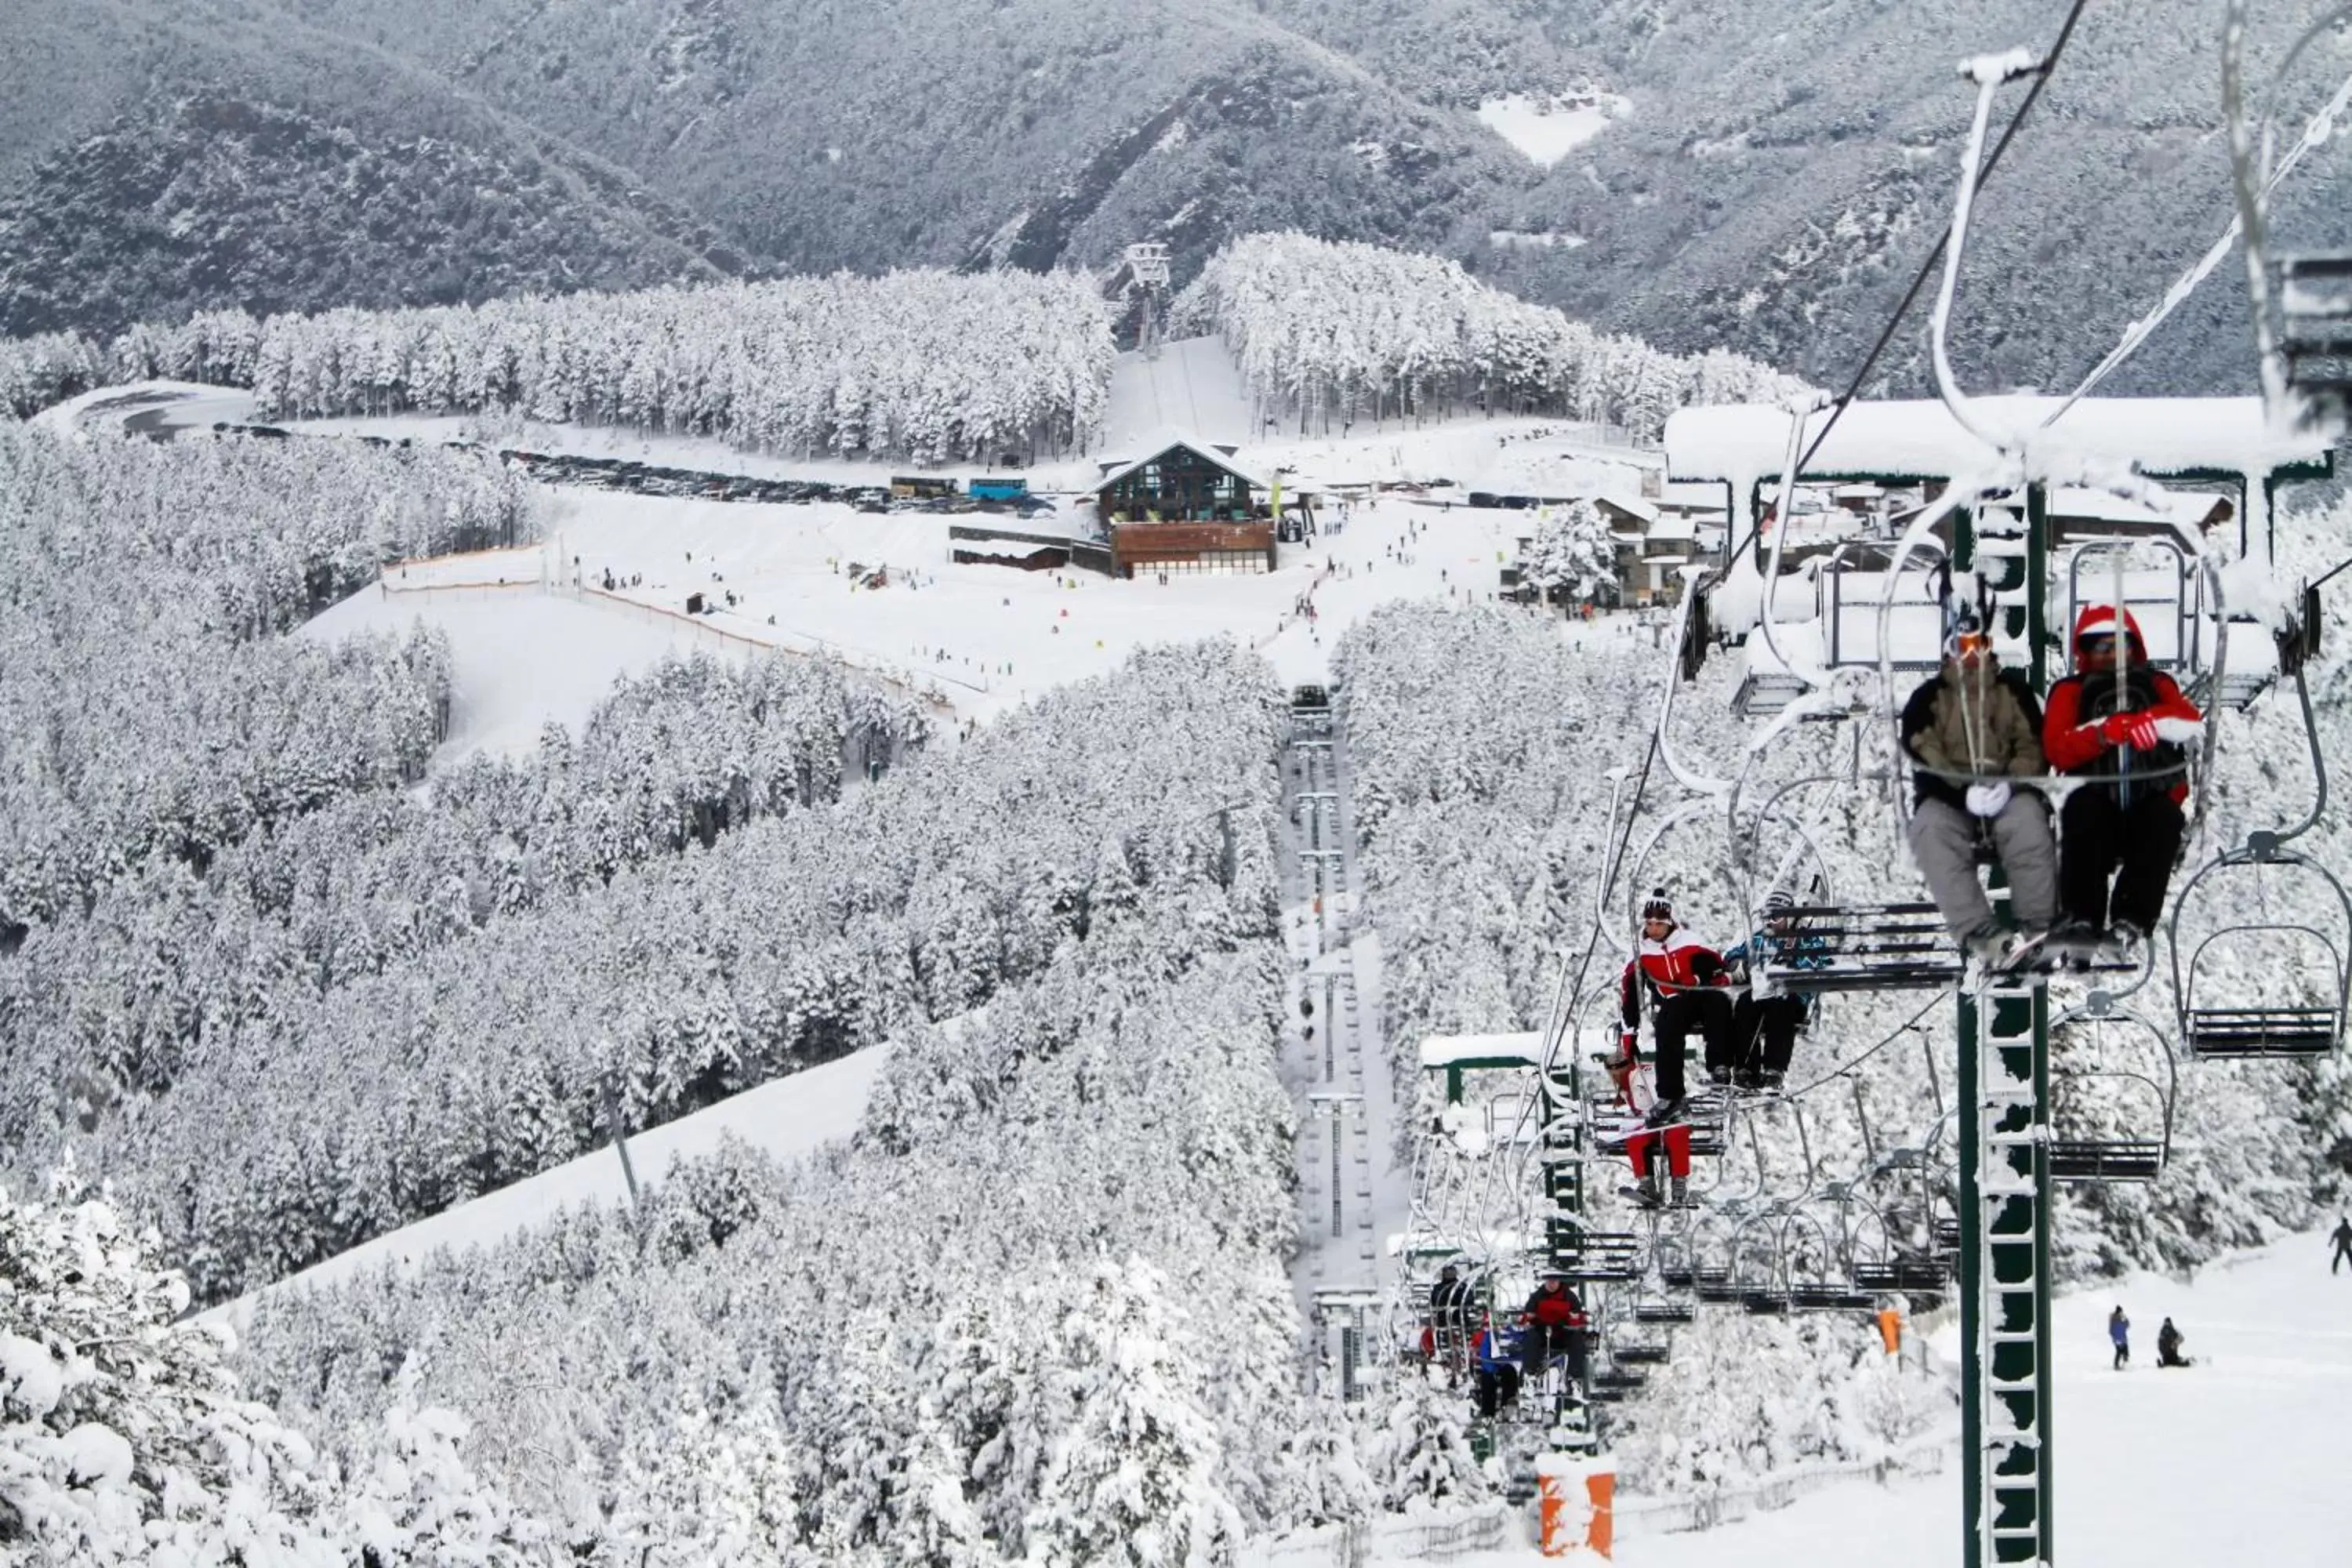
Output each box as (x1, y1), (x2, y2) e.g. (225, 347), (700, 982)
(1392, 1225), (2350, 1566)
(1101, 333), (1259, 449)
(201, 1041), (891, 1338)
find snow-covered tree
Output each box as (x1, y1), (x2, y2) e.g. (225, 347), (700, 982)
(1363, 1367), (1489, 1512)
(1022, 1258), (1242, 1568)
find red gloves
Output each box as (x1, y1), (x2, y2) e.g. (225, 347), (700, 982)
(2125, 714), (2161, 751)
(2097, 713), (2161, 751)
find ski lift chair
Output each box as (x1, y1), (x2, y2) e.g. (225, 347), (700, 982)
(1726, 1210), (1791, 1315)
(1548, 1217), (1643, 1283)
(1777, 1209), (1876, 1310)
(2169, 832), (2352, 1058)
(2046, 999), (2176, 1183)
(2280, 252), (2352, 432)
(1740, 776), (1965, 992)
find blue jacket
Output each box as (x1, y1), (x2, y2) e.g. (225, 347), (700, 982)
(1726, 929), (1828, 1006)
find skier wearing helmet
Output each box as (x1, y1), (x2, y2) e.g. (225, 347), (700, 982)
(1899, 616), (2060, 964)
(1619, 891), (1735, 1126)
(2042, 604), (2203, 951)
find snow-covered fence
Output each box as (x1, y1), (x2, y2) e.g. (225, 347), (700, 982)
(1241, 1502), (1514, 1566)
(1613, 1440), (1947, 1537)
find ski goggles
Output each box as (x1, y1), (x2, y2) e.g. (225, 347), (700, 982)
(2078, 632), (2119, 655)
(1948, 631), (1993, 658)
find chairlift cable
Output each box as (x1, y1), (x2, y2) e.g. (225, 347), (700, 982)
(1792, 0), (2094, 478)
(2042, 52), (2352, 423)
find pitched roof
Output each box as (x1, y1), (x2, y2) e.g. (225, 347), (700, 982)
(1091, 430), (1273, 494)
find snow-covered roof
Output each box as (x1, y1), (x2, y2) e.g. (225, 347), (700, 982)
(1091, 430), (1273, 494)
(1646, 514), (1697, 543)
(1420, 1032), (1545, 1069)
(2048, 486), (2230, 528)
(1663, 397), (2334, 485)
(1660, 479), (1731, 512)
(1592, 488), (1660, 525)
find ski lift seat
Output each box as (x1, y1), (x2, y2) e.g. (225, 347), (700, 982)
(1740, 1291), (1791, 1316)
(2047, 1138), (2165, 1183)
(1633, 1299), (1696, 1325)
(1693, 1268), (1742, 1303)
(1549, 1229), (1642, 1281)
(2280, 253), (2352, 402)
(2182, 1006), (2340, 1058)
(1612, 1342), (1671, 1366)
(1733, 667), (1812, 719)
(1851, 1256), (1952, 1293)
(1790, 1283), (1880, 1312)
(1758, 902), (1963, 992)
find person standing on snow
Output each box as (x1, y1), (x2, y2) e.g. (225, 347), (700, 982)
(2109, 1305), (2131, 1370)
(1619, 891), (1736, 1126)
(1900, 618), (2060, 965)
(2042, 604), (2203, 951)
(2332, 1216), (2352, 1276)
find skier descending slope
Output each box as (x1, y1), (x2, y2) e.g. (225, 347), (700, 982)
(2332, 1217), (2352, 1276)
(1619, 891), (1736, 1127)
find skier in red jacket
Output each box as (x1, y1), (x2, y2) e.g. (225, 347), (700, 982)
(1518, 1275), (1591, 1385)
(2042, 605), (2203, 949)
(1620, 891), (1735, 1126)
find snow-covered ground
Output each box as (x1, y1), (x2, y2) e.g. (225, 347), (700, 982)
(1102, 333), (1260, 450)
(304, 581), (732, 762)
(1396, 1225), (2351, 1565)
(202, 1040), (892, 1338)
(263, 398), (1671, 734)
(1475, 93), (1629, 168)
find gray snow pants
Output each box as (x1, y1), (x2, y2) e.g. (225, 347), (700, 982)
(1906, 795), (2058, 938)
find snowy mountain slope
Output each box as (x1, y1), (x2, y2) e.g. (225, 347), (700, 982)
(0, 1), (743, 338)
(9, 2), (2344, 394)
(0, 93), (739, 339)
(1485, 0), (2352, 397)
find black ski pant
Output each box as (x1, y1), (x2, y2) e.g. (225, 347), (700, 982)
(1650, 989), (1733, 1100)
(2333, 1241), (2351, 1276)
(1521, 1324), (1589, 1385)
(1732, 994), (1807, 1077)
(2060, 787), (2185, 933)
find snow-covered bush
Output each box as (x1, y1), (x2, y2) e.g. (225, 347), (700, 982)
(0, 1171), (539, 1563)
(1174, 232), (1816, 441)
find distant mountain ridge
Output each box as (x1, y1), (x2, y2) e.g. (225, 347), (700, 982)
(4, 0), (2346, 397)
(0, 93), (741, 339)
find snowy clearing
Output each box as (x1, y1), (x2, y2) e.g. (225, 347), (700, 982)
(1475, 93), (1628, 169)
(256, 397), (1670, 728)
